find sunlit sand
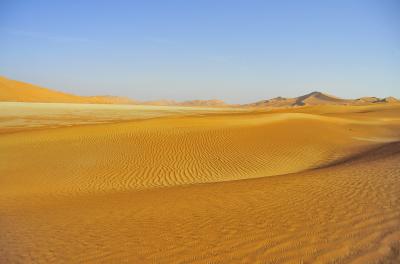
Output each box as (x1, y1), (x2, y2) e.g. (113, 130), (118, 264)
(1, 100), (399, 263)
(2, 0), (399, 260)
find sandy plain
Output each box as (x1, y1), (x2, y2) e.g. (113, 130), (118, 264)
(0, 102), (400, 263)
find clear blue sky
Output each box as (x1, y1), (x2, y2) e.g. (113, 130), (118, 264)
(0, 0), (399, 103)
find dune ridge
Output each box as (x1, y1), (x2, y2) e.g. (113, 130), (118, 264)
(0, 76), (137, 105)
(247, 91), (399, 108)
(1, 76), (398, 108)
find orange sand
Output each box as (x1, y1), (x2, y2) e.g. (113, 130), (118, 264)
(0, 102), (399, 263)
(0, 76), (136, 104)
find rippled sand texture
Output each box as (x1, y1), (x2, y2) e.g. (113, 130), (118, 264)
(1, 103), (400, 263)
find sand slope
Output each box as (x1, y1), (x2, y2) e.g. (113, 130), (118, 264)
(3, 76), (398, 108)
(0, 103), (399, 263)
(0, 76), (227, 107)
(0, 76), (136, 104)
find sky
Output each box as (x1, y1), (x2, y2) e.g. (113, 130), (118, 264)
(0, 0), (399, 103)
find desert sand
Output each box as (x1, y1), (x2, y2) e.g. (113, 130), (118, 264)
(3, 76), (398, 108)
(1, 99), (400, 263)
(0, 76), (229, 107)
(0, 76), (137, 105)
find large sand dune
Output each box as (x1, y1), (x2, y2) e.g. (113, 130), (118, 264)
(0, 76), (227, 107)
(0, 102), (399, 263)
(2, 76), (398, 108)
(0, 76), (137, 105)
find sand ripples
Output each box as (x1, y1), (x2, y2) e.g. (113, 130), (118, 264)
(1, 104), (400, 263)
(0, 114), (376, 196)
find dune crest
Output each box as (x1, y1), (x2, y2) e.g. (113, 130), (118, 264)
(0, 76), (137, 105)
(1, 76), (398, 108)
(248, 91), (399, 108)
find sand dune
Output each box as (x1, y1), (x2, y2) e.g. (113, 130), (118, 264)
(0, 102), (399, 263)
(2, 76), (398, 108)
(0, 76), (137, 105)
(248, 91), (351, 108)
(248, 91), (399, 108)
(0, 76), (228, 107)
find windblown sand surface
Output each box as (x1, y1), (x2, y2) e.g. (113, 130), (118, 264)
(1, 102), (399, 263)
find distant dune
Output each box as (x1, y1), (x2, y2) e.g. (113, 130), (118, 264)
(2, 76), (398, 108)
(0, 76), (136, 105)
(0, 76), (83, 103)
(0, 76), (227, 107)
(247, 91), (398, 108)
(355, 96), (382, 103)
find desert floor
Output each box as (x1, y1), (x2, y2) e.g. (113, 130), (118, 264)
(0, 102), (399, 263)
